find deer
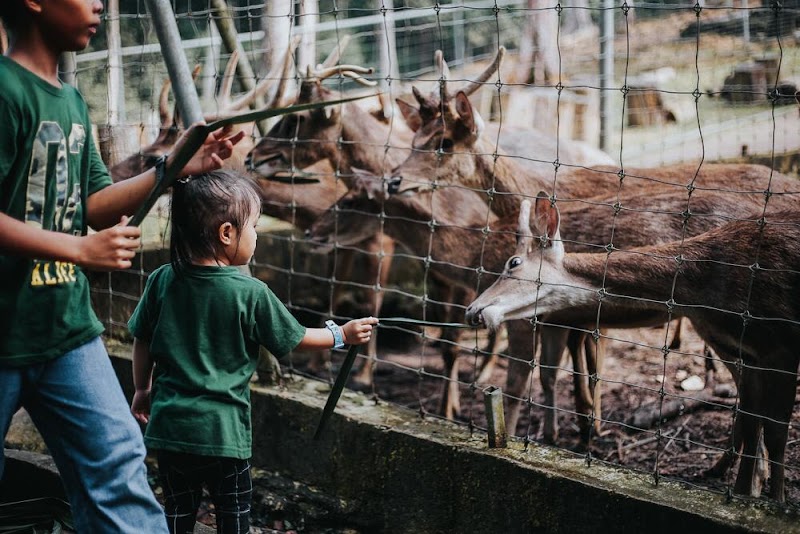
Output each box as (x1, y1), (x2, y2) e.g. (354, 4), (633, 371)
(245, 47), (617, 390)
(307, 168), (776, 445)
(387, 71), (800, 440)
(466, 195), (800, 502)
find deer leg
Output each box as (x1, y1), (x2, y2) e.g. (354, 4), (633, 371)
(586, 331), (606, 439)
(566, 331), (593, 445)
(667, 318), (683, 351)
(703, 349), (767, 488)
(350, 235), (394, 387)
(504, 321), (537, 436)
(438, 327), (462, 419)
(540, 327), (570, 444)
(704, 345), (722, 388)
(732, 371), (764, 498)
(760, 369), (796, 502)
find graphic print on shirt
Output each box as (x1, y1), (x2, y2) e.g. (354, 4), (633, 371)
(26, 121), (86, 287)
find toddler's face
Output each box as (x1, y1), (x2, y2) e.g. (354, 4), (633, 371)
(229, 206), (260, 266)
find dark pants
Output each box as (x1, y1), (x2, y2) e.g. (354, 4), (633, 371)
(156, 450), (252, 534)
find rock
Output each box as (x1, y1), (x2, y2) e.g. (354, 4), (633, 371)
(680, 375), (705, 392)
(4, 409), (48, 454)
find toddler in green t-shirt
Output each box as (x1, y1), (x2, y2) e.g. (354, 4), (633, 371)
(128, 169), (377, 534)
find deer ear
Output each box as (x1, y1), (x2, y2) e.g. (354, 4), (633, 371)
(516, 199), (534, 253)
(454, 92), (478, 135)
(323, 103), (340, 121)
(396, 98), (422, 132)
(533, 192), (560, 248)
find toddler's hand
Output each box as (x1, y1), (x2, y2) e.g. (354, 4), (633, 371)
(131, 389), (151, 424)
(342, 317), (379, 346)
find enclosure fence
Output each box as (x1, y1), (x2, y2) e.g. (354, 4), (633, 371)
(76, 0), (800, 518)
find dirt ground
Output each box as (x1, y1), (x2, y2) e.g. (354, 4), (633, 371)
(302, 319), (800, 507)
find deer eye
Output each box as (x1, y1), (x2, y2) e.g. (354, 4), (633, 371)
(439, 138), (454, 153)
(507, 256), (523, 270)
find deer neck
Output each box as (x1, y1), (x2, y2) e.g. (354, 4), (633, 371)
(340, 106), (412, 177)
(472, 139), (550, 219)
(559, 236), (726, 317)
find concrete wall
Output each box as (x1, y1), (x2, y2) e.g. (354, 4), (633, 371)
(244, 376), (799, 534)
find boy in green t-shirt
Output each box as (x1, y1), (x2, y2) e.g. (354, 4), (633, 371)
(128, 170), (378, 534)
(0, 1), (244, 531)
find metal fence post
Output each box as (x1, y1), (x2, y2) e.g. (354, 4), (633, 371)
(143, 0), (204, 125)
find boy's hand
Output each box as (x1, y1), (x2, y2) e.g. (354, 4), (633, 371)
(75, 216), (140, 271)
(176, 123), (246, 177)
(131, 389), (151, 424)
(342, 317), (379, 346)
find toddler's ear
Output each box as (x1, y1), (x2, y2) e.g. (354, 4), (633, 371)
(218, 222), (234, 245)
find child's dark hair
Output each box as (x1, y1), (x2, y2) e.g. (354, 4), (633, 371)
(0, 1), (23, 32)
(170, 170), (262, 273)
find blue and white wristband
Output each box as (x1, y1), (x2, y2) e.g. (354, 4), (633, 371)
(325, 320), (345, 349)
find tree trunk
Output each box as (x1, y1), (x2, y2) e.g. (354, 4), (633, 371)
(561, 0), (594, 34)
(298, 0), (318, 72)
(262, 0), (292, 74)
(514, 0), (560, 85)
(100, 0), (135, 167)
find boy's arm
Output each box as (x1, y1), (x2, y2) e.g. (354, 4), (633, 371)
(131, 337), (154, 424)
(86, 124), (245, 230)
(0, 212), (140, 271)
(294, 317), (378, 351)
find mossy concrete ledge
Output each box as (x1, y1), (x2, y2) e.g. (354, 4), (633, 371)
(249, 378), (798, 534)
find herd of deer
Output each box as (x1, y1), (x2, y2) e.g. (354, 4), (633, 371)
(111, 42), (800, 503)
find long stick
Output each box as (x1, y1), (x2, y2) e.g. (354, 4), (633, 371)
(313, 344), (359, 440)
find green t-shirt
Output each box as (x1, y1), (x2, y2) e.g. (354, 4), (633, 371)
(0, 56), (112, 367)
(128, 263), (307, 459)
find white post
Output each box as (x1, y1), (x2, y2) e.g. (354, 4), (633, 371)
(599, 0), (615, 152)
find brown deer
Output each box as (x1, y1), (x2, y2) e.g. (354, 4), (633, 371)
(386, 81), (799, 438)
(466, 195), (800, 502)
(307, 170), (771, 439)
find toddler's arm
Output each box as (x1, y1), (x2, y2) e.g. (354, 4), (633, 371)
(295, 317), (379, 351)
(130, 337), (154, 424)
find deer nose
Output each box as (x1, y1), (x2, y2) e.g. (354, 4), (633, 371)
(465, 306), (484, 327)
(387, 175), (403, 195)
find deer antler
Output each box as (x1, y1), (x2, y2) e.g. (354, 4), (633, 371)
(318, 34), (352, 69)
(217, 49), (240, 109)
(430, 46), (505, 105)
(314, 65), (377, 87)
(227, 35), (301, 112)
(158, 77), (172, 127)
(459, 46), (505, 97)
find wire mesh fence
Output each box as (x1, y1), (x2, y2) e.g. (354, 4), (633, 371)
(75, 0), (800, 517)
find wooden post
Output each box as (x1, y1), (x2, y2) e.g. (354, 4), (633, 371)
(484, 386), (507, 448)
